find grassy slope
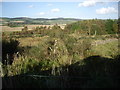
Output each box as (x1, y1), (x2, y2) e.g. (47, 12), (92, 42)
(90, 40), (119, 58)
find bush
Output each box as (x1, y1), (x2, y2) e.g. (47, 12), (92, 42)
(63, 36), (92, 60)
(7, 56), (40, 76)
(2, 38), (20, 65)
(24, 37), (70, 66)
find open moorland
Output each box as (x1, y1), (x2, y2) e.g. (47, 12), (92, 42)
(1, 18), (120, 88)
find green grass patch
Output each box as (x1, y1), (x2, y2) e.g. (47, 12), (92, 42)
(90, 40), (119, 58)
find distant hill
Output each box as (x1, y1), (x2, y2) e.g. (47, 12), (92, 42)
(0, 17), (82, 26)
(1, 17), (81, 20)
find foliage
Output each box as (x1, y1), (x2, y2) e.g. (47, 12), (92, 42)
(105, 19), (115, 34)
(65, 19), (118, 35)
(90, 40), (119, 58)
(63, 35), (92, 60)
(6, 56), (40, 76)
(2, 38), (20, 65)
(2, 18), (120, 88)
(24, 37), (70, 65)
(7, 22), (23, 27)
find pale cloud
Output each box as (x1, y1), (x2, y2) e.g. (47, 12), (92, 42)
(28, 5), (34, 8)
(51, 8), (60, 12)
(37, 12), (45, 15)
(96, 7), (118, 14)
(109, 0), (119, 1)
(78, 0), (99, 7)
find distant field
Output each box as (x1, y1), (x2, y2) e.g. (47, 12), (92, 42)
(0, 24), (66, 32)
(0, 19), (4, 21)
(26, 25), (53, 30)
(0, 26), (23, 32)
(27, 24), (66, 29)
(10, 21), (25, 23)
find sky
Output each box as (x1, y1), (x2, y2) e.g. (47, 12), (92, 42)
(1, 0), (119, 19)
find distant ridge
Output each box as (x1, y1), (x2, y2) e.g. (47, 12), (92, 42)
(0, 17), (82, 21)
(1, 17), (82, 25)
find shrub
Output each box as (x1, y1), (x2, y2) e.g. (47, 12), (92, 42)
(2, 38), (20, 65)
(24, 37), (70, 66)
(7, 56), (40, 76)
(63, 36), (92, 60)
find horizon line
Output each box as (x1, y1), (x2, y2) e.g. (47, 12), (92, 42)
(0, 16), (118, 19)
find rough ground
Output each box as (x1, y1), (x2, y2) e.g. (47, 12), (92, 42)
(92, 38), (118, 46)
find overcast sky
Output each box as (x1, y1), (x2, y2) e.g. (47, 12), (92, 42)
(1, 0), (119, 19)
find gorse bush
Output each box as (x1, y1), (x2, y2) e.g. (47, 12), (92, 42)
(2, 38), (20, 65)
(3, 54), (70, 76)
(5, 57), (67, 77)
(63, 35), (92, 60)
(6, 56), (43, 76)
(2, 55), (59, 76)
(24, 37), (70, 65)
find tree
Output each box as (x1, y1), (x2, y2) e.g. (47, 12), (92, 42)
(113, 21), (118, 34)
(105, 19), (114, 34)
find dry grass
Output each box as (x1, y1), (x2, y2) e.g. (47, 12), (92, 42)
(0, 24), (66, 32)
(26, 25), (53, 30)
(1, 26), (22, 32)
(26, 24), (66, 30)
(0, 19), (4, 21)
(90, 40), (119, 58)
(17, 36), (49, 47)
(10, 21), (25, 23)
